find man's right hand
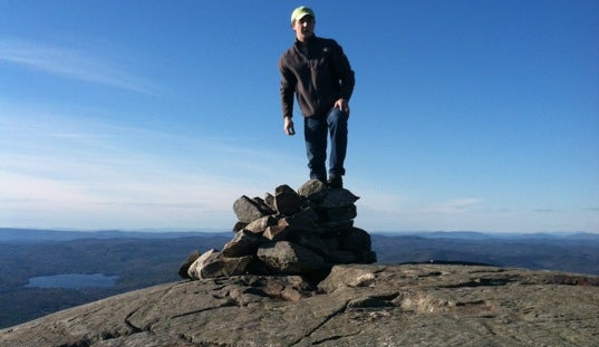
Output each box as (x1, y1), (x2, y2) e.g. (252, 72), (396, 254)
(284, 116), (295, 136)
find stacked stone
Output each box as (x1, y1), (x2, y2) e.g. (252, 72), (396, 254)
(182, 179), (377, 280)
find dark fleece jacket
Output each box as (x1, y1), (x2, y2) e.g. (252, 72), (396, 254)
(279, 35), (355, 118)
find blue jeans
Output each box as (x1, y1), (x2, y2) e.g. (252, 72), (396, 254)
(304, 107), (348, 182)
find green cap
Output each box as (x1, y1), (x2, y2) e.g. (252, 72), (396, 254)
(290, 6), (315, 24)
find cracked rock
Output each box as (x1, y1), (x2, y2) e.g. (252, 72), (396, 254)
(3, 264), (597, 347)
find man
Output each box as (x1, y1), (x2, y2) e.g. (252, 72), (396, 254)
(279, 6), (355, 188)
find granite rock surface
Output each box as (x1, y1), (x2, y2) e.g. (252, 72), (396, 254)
(1, 264), (598, 347)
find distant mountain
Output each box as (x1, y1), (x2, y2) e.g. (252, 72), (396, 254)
(389, 231), (494, 240)
(565, 232), (599, 241)
(4, 228), (597, 243)
(0, 228), (230, 242)
(374, 230), (599, 241)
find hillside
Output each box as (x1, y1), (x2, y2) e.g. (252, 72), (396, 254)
(1, 264), (597, 347)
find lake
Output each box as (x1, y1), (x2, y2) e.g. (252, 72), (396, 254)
(25, 274), (119, 289)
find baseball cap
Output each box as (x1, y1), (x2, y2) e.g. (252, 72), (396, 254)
(291, 6), (315, 23)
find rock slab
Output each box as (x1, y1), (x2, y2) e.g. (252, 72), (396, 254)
(1, 264), (598, 347)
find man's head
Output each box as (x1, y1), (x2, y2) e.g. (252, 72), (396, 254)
(290, 6), (315, 42)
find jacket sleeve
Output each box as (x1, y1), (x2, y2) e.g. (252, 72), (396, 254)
(278, 57), (296, 119)
(333, 42), (355, 101)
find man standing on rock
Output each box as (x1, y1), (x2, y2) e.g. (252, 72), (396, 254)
(279, 6), (355, 189)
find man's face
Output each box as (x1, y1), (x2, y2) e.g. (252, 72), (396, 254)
(292, 15), (315, 42)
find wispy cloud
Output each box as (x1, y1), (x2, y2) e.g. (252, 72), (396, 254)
(0, 37), (158, 94)
(0, 102), (306, 229)
(432, 198), (484, 214)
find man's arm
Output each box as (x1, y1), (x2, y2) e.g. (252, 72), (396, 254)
(279, 59), (296, 120)
(332, 42), (355, 103)
(279, 58), (297, 135)
(283, 116), (295, 135)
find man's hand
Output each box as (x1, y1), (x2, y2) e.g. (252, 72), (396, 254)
(334, 98), (350, 115)
(284, 116), (295, 136)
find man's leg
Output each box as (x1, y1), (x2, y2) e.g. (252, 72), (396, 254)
(304, 115), (328, 182)
(327, 107), (349, 181)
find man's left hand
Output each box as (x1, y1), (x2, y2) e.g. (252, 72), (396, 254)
(334, 98), (350, 115)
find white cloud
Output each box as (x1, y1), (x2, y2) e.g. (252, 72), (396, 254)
(0, 102), (307, 229)
(0, 37), (158, 94)
(431, 198), (484, 214)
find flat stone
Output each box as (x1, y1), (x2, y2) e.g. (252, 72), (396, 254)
(298, 179), (328, 201)
(263, 192), (276, 212)
(278, 214), (320, 235)
(294, 233), (330, 258)
(286, 206), (319, 226)
(188, 249), (253, 279)
(232, 195), (266, 223)
(256, 241), (325, 275)
(263, 224), (289, 241)
(321, 204), (357, 222)
(319, 188), (359, 209)
(222, 230), (263, 257)
(274, 185), (303, 216)
(187, 249), (220, 279)
(328, 250), (357, 264)
(178, 250), (201, 279)
(244, 216), (274, 234)
(339, 227), (372, 252)
(317, 219), (354, 231)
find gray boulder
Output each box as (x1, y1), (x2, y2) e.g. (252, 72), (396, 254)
(298, 178), (328, 201)
(274, 184), (303, 216)
(319, 188), (359, 209)
(243, 215), (274, 234)
(232, 195), (266, 223)
(257, 241), (325, 275)
(188, 249), (253, 280)
(222, 230), (263, 257)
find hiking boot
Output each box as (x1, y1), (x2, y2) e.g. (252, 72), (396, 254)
(327, 176), (343, 189)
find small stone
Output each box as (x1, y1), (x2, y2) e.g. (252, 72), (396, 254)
(318, 219), (354, 231)
(178, 250), (201, 279)
(188, 249), (253, 280)
(252, 196), (275, 215)
(298, 179), (328, 201)
(244, 216), (274, 234)
(263, 193), (275, 212)
(280, 287), (303, 302)
(274, 185), (303, 216)
(319, 188), (359, 209)
(278, 213), (320, 235)
(321, 204), (357, 222)
(328, 250), (357, 264)
(340, 227), (372, 252)
(222, 230), (263, 257)
(233, 195), (266, 223)
(256, 241), (325, 275)
(263, 224), (289, 241)
(187, 249), (220, 280)
(232, 221), (247, 232)
(294, 233), (330, 257)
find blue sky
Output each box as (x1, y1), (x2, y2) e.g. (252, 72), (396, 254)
(1, 0), (598, 233)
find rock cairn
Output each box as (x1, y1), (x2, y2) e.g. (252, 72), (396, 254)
(179, 179), (377, 280)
